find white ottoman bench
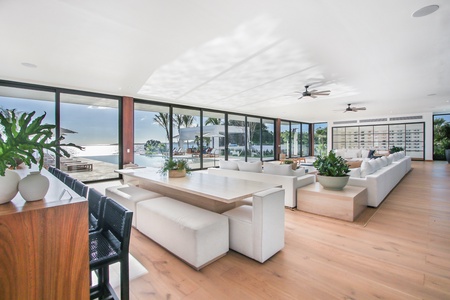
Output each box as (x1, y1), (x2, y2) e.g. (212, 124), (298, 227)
(105, 184), (162, 227)
(136, 197), (229, 270)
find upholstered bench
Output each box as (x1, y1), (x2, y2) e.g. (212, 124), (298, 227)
(105, 184), (162, 226)
(136, 197), (229, 270)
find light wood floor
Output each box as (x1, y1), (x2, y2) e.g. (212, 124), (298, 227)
(124, 161), (450, 299)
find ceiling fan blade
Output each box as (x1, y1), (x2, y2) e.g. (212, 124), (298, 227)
(311, 95), (317, 99)
(298, 95), (304, 100)
(356, 107), (366, 110)
(309, 89), (318, 93)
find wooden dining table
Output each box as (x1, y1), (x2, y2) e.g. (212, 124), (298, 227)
(116, 168), (280, 213)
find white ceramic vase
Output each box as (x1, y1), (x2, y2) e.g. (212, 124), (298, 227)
(0, 169), (21, 204)
(18, 171), (50, 201)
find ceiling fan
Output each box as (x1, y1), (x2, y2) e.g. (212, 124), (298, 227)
(344, 103), (366, 113)
(296, 85), (331, 100)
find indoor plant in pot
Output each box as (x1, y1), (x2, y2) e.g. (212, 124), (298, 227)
(159, 157), (191, 178)
(0, 109), (81, 203)
(313, 150), (350, 190)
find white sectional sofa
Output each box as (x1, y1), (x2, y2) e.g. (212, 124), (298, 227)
(346, 152), (411, 207)
(207, 160), (316, 208)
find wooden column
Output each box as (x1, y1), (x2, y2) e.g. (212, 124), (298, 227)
(275, 118), (282, 160)
(122, 97), (134, 164)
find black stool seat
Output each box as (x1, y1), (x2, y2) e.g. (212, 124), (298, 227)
(89, 197), (133, 300)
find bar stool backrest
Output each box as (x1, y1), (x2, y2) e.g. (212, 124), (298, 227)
(88, 188), (106, 231)
(64, 176), (77, 190)
(73, 180), (88, 198)
(102, 198), (133, 254)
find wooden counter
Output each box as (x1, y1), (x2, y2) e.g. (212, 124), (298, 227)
(297, 183), (367, 221)
(0, 168), (89, 300)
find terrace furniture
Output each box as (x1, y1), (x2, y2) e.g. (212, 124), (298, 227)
(63, 162), (93, 172)
(105, 184), (162, 227)
(136, 196), (229, 270)
(222, 188), (285, 263)
(89, 197), (133, 300)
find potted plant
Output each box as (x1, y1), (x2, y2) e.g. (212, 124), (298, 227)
(389, 146), (404, 154)
(0, 109), (81, 203)
(282, 159), (298, 170)
(313, 150), (350, 190)
(159, 157), (191, 178)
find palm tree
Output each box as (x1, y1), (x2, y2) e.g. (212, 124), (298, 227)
(205, 117), (221, 126)
(153, 113), (170, 142)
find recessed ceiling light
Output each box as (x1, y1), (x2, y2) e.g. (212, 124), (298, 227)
(412, 5), (439, 18)
(427, 93), (436, 96)
(21, 62), (37, 68)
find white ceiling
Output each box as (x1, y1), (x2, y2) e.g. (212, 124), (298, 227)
(1, 0), (449, 122)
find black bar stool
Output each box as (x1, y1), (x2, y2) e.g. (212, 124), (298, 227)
(89, 197), (133, 300)
(88, 188), (106, 232)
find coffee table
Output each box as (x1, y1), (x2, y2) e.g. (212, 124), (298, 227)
(297, 183), (367, 221)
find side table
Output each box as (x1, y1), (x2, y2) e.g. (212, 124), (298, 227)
(297, 183), (367, 221)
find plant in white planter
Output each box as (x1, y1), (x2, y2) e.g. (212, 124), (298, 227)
(0, 109), (81, 203)
(313, 150), (350, 190)
(159, 157), (191, 178)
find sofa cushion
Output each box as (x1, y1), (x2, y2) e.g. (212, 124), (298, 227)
(334, 149), (346, 158)
(344, 149), (360, 159)
(360, 161), (374, 177)
(369, 159), (380, 171)
(386, 155), (393, 165)
(219, 160), (239, 170)
(379, 156), (388, 167)
(237, 161), (262, 173)
(348, 168), (361, 178)
(264, 163), (292, 176)
(361, 149), (370, 158)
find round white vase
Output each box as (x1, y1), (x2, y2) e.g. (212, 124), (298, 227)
(18, 171), (50, 202)
(0, 169), (21, 204)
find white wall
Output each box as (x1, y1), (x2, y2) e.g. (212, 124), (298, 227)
(325, 112), (433, 160)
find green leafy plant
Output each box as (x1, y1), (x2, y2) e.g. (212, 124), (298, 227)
(389, 146), (404, 153)
(158, 157), (191, 175)
(0, 109), (82, 176)
(313, 150), (349, 177)
(282, 159), (294, 164)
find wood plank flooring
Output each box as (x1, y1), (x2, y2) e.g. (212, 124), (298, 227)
(119, 161), (450, 299)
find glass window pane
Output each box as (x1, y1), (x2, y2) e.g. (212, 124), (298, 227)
(172, 107), (201, 169)
(134, 103), (170, 169)
(314, 123), (327, 156)
(262, 119), (275, 161)
(0, 86), (56, 167)
(228, 114), (246, 161)
(60, 93), (119, 181)
(291, 122), (301, 157)
(280, 121), (290, 158)
(247, 117), (261, 162)
(301, 123), (310, 156)
(203, 111), (225, 168)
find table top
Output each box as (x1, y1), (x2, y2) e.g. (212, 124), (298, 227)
(116, 168), (280, 203)
(299, 182), (366, 196)
(0, 167), (85, 216)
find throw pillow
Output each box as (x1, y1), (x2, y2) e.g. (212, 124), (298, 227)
(368, 149), (376, 159)
(379, 156), (388, 167)
(219, 160), (239, 170)
(386, 155), (393, 165)
(346, 160), (362, 168)
(368, 159), (380, 172)
(292, 167), (306, 177)
(348, 168), (361, 178)
(361, 149), (370, 158)
(237, 161), (262, 173)
(360, 161), (374, 177)
(264, 163), (292, 176)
